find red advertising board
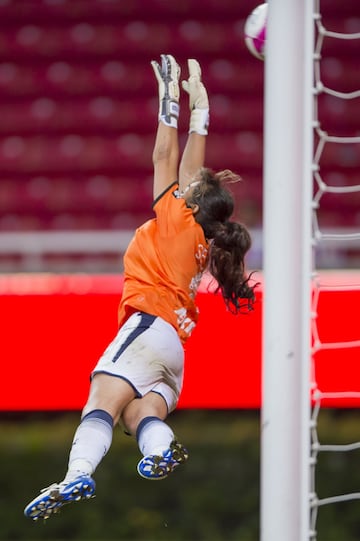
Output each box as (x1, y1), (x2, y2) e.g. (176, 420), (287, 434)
(0, 272), (359, 410)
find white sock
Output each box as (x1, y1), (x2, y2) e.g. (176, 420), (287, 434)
(136, 416), (174, 457)
(64, 409), (113, 481)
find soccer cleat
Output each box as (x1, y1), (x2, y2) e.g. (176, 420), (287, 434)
(137, 440), (189, 480)
(24, 474), (95, 521)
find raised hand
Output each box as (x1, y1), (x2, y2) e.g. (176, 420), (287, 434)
(182, 59), (209, 135)
(151, 54), (181, 128)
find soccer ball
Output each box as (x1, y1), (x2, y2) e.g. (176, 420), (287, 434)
(244, 3), (267, 61)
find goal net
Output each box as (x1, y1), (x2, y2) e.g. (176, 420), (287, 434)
(261, 1), (360, 540)
(310, 1), (360, 539)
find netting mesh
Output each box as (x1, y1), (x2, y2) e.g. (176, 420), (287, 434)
(310, 1), (360, 538)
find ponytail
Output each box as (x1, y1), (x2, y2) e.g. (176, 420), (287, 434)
(208, 221), (257, 313)
(186, 167), (257, 313)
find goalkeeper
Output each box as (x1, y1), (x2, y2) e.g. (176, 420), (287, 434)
(24, 54), (256, 521)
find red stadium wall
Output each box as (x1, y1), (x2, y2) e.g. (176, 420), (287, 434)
(0, 272), (359, 411)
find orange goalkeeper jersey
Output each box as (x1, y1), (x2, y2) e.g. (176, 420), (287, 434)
(118, 181), (209, 344)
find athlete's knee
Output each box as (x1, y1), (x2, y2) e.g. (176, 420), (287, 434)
(82, 373), (136, 424)
(121, 393), (168, 436)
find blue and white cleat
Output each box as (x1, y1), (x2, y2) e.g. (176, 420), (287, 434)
(24, 474), (95, 521)
(137, 440), (189, 480)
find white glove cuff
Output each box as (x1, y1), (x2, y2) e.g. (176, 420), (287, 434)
(159, 99), (179, 128)
(189, 108), (209, 135)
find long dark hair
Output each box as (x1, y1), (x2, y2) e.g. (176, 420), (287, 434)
(189, 167), (257, 313)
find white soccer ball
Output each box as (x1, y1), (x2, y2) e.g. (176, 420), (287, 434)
(244, 3), (267, 61)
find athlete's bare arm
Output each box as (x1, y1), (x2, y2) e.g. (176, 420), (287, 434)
(151, 55), (181, 200)
(179, 132), (206, 193)
(150, 56), (209, 199)
(152, 121), (179, 200)
(179, 59), (209, 193)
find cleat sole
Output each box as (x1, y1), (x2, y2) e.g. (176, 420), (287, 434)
(24, 475), (96, 521)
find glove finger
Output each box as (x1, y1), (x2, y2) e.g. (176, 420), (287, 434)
(158, 54), (181, 82)
(187, 59), (201, 79)
(168, 54), (181, 81)
(151, 60), (162, 81)
(160, 54), (168, 75)
(181, 80), (190, 94)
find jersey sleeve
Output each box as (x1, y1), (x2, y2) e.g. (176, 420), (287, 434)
(153, 182), (196, 237)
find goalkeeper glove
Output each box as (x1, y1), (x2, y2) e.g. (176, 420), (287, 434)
(151, 54), (180, 129)
(181, 59), (209, 135)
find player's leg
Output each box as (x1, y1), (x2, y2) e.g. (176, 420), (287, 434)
(24, 374), (136, 521)
(122, 391), (189, 480)
(64, 373), (136, 477)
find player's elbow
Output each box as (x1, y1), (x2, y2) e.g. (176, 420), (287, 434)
(153, 143), (178, 170)
(153, 136), (173, 161)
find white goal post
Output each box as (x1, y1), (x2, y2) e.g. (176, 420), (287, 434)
(260, 1), (314, 541)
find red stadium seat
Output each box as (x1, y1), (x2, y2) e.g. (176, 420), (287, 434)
(0, 0), (356, 265)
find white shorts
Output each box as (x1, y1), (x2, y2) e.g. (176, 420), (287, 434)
(92, 311), (184, 413)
